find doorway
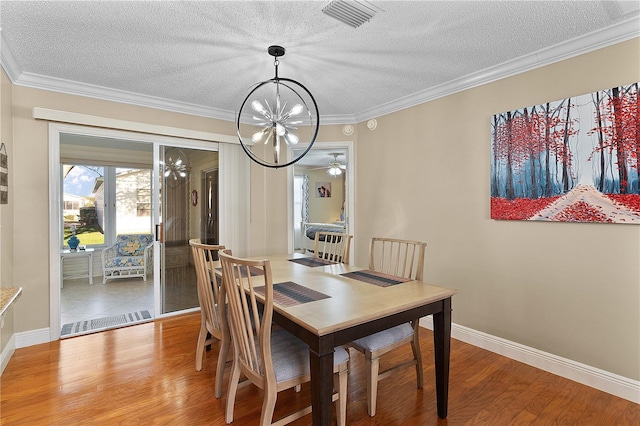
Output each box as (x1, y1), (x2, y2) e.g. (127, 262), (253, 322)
(289, 141), (354, 258)
(51, 125), (219, 338)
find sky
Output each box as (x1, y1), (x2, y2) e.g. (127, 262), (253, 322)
(63, 165), (102, 197)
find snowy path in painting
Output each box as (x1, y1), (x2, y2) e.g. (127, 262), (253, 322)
(529, 184), (640, 223)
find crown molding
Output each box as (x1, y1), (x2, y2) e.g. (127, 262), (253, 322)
(353, 16), (640, 123)
(15, 71), (236, 122)
(2, 18), (638, 126)
(316, 113), (357, 126)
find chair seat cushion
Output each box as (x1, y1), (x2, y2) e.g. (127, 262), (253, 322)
(350, 323), (413, 352)
(104, 256), (145, 268)
(270, 329), (349, 384)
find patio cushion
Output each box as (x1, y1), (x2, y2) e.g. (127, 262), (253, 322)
(104, 256), (145, 268)
(116, 234), (153, 256)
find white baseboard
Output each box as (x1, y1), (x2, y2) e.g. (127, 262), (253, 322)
(420, 317), (640, 404)
(1, 328), (50, 375)
(0, 333), (16, 375)
(15, 327), (51, 349)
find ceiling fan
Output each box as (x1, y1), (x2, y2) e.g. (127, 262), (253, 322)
(312, 153), (347, 176)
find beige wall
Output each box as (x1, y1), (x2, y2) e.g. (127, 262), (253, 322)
(1, 69), (16, 354)
(354, 38), (640, 380)
(2, 38), (639, 383)
(1, 69), (13, 287)
(307, 168), (345, 223)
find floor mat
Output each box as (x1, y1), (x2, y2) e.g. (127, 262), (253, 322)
(61, 310), (152, 338)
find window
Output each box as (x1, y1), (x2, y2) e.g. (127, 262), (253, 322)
(64, 200), (79, 210)
(137, 188), (151, 217)
(63, 165), (104, 247)
(62, 164), (152, 247)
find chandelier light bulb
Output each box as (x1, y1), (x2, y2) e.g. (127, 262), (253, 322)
(251, 100), (269, 117)
(252, 128), (267, 144)
(283, 104), (304, 119)
(284, 131), (299, 145)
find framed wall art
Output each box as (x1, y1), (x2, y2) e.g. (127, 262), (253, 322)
(0, 143), (7, 204)
(315, 182), (332, 198)
(491, 83), (639, 223)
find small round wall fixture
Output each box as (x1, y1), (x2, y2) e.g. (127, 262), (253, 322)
(342, 124), (354, 136)
(367, 119), (378, 130)
(236, 45), (319, 168)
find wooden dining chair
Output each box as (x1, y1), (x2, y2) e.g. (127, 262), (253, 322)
(349, 237), (427, 417)
(313, 231), (352, 264)
(189, 239), (230, 399)
(219, 249), (349, 426)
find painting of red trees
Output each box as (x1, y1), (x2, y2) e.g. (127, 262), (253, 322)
(491, 83), (640, 223)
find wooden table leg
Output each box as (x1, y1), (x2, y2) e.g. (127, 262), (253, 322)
(309, 343), (334, 426)
(432, 297), (452, 419)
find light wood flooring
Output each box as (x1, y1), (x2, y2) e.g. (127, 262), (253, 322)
(1, 313), (637, 425)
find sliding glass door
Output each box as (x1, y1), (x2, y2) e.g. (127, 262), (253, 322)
(53, 126), (224, 338)
(158, 145), (218, 315)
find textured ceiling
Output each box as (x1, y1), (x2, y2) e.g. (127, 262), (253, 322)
(1, 1), (639, 126)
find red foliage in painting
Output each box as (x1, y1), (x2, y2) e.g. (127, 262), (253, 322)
(588, 85), (639, 194)
(492, 101), (579, 200)
(491, 196), (560, 220)
(606, 194), (640, 213)
(589, 86), (639, 172)
(551, 201), (614, 223)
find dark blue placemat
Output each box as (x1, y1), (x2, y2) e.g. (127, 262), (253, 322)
(254, 281), (331, 307)
(288, 257), (337, 267)
(340, 270), (411, 287)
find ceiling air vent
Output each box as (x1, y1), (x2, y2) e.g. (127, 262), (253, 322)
(322, 0), (379, 28)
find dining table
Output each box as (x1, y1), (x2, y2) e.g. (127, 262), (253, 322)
(241, 253), (457, 426)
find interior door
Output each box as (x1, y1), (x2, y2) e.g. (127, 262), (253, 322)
(157, 145), (218, 315)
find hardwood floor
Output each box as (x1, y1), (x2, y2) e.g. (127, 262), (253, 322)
(1, 313), (637, 425)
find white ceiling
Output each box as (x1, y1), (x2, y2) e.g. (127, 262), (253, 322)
(1, 1), (638, 129)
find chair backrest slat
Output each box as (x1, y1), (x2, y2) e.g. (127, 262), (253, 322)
(189, 239), (225, 333)
(314, 231), (353, 264)
(219, 249), (274, 384)
(369, 237), (426, 281)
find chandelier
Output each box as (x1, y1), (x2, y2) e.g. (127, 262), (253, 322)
(236, 46), (319, 168)
(163, 148), (189, 188)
